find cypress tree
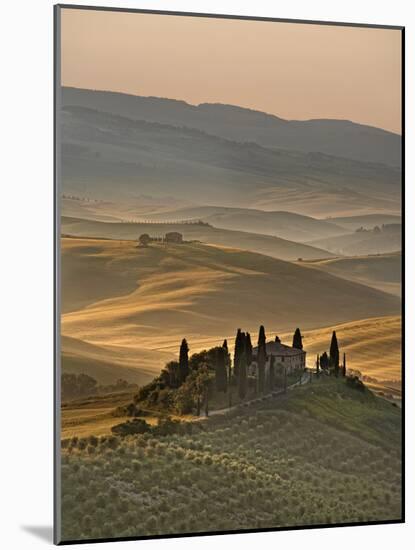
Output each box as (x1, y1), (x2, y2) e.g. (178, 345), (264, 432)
(245, 332), (253, 366)
(233, 329), (243, 381)
(316, 354), (320, 378)
(238, 352), (248, 400)
(222, 339), (231, 388)
(342, 352), (347, 377)
(257, 325), (267, 394)
(179, 338), (189, 384)
(292, 328), (303, 350)
(329, 331), (340, 377)
(215, 346), (228, 392)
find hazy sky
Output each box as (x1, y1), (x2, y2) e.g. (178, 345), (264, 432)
(60, 8), (402, 134)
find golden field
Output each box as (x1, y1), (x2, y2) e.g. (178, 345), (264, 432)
(285, 315), (401, 382)
(61, 237), (400, 388)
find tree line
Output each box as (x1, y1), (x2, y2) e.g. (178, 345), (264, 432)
(135, 325), (305, 415)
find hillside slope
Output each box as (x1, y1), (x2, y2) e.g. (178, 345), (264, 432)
(328, 214), (402, 231)
(61, 238), (400, 383)
(61, 377), (402, 541)
(61, 216), (334, 261)
(308, 227), (401, 256)
(299, 252), (401, 297)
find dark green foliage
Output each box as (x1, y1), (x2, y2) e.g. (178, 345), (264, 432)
(135, 379), (160, 402)
(189, 348), (221, 372)
(330, 331), (340, 377)
(343, 353), (347, 377)
(111, 418), (150, 436)
(152, 416), (181, 436)
(112, 403), (147, 418)
(238, 353), (248, 400)
(215, 346), (228, 393)
(160, 361), (180, 389)
(346, 375), (366, 392)
(316, 355), (320, 378)
(292, 328), (303, 350)
(257, 325), (267, 394)
(138, 233), (151, 246)
(179, 339), (190, 383)
(245, 333), (253, 366)
(233, 329), (244, 380)
(320, 351), (329, 371)
(174, 367), (210, 415)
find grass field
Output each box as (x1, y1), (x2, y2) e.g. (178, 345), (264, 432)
(61, 237), (399, 385)
(290, 316), (401, 383)
(60, 377), (402, 541)
(299, 253), (401, 297)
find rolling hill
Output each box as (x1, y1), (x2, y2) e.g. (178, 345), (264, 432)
(61, 335), (170, 386)
(291, 316), (401, 383)
(327, 214), (402, 231)
(60, 103), (401, 217)
(134, 205), (346, 242)
(61, 377), (402, 541)
(299, 252), (402, 297)
(61, 237), (400, 384)
(308, 226), (401, 256)
(60, 216), (335, 261)
(62, 87), (401, 166)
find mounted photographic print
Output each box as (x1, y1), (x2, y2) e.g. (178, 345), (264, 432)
(54, 5), (404, 544)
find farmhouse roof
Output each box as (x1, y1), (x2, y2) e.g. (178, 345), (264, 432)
(253, 341), (305, 357)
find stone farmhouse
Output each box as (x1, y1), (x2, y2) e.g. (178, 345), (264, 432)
(250, 336), (306, 376)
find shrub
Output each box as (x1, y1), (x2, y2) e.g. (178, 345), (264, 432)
(111, 419), (150, 437)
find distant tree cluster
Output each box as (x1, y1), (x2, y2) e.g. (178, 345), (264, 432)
(62, 373), (137, 401)
(355, 223), (400, 234)
(135, 338), (231, 416)
(62, 373), (97, 401)
(317, 331), (346, 378)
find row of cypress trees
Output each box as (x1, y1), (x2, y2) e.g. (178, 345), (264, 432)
(178, 324), (305, 404)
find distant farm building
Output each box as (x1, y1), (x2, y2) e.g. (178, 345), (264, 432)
(165, 232), (183, 244)
(250, 336), (306, 376)
(137, 232), (184, 247)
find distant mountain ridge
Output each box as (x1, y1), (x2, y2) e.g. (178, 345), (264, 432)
(62, 87), (401, 167)
(60, 104), (401, 217)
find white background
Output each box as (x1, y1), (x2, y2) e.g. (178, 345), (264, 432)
(1, 0), (412, 548)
